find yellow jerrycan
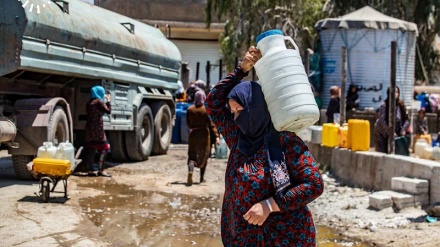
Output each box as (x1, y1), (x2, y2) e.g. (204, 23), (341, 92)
(322, 123), (340, 147)
(348, 119), (370, 151)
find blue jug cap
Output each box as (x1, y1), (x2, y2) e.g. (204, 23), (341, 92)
(256, 29), (283, 44)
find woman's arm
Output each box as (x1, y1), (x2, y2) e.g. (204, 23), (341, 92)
(99, 101), (111, 114)
(375, 104), (387, 136)
(273, 132), (324, 211)
(205, 67), (246, 148)
(205, 46), (260, 148)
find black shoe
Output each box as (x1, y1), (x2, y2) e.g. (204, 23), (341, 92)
(88, 172), (97, 177)
(98, 171), (112, 177)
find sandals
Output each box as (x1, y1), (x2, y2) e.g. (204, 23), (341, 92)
(88, 171), (111, 177)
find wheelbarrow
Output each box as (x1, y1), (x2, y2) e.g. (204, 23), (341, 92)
(28, 147), (83, 203)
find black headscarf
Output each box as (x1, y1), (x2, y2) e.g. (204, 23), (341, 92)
(227, 81), (289, 198)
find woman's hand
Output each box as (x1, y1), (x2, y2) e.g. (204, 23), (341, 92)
(243, 201), (270, 226)
(243, 197), (279, 226)
(240, 46), (261, 73)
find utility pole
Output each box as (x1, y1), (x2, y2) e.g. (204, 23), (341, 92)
(340, 47), (347, 126)
(388, 41), (397, 154)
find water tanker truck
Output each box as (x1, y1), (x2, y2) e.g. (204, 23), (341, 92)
(0, 0), (181, 179)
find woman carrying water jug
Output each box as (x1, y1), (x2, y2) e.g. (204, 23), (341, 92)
(205, 46), (324, 246)
(83, 85), (112, 177)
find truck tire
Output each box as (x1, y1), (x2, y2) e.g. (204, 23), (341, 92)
(12, 155), (35, 180)
(48, 106), (69, 146)
(151, 102), (172, 155)
(125, 104), (154, 161)
(108, 131), (128, 161)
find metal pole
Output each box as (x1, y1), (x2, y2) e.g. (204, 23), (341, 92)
(206, 61), (211, 89)
(196, 62), (200, 80)
(340, 47), (347, 125)
(219, 59), (223, 81)
(388, 41), (397, 154)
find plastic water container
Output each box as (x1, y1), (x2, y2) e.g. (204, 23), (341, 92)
(180, 103), (191, 144)
(37, 142), (57, 159)
(33, 158), (71, 176)
(56, 141), (76, 170)
(216, 136), (228, 159)
(322, 123), (339, 147)
(423, 146), (433, 160)
(432, 145), (440, 160)
(309, 125), (322, 144)
(339, 124), (348, 148)
(254, 29), (320, 132)
(348, 119), (370, 151)
(415, 139), (429, 158)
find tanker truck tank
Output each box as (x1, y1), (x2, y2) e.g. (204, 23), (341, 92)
(0, 0), (181, 90)
(0, 0), (183, 180)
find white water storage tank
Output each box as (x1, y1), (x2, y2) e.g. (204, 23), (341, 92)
(254, 29), (320, 132)
(314, 6), (418, 110)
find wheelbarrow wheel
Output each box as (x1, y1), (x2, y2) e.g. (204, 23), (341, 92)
(41, 180), (50, 203)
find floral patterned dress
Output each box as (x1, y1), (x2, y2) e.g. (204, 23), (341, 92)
(205, 67), (324, 247)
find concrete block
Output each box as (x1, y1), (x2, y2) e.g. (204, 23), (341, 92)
(414, 193), (430, 207)
(391, 177), (429, 194)
(412, 162), (434, 180)
(369, 194), (392, 210)
(430, 191), (440, 204)
(376, 190), (415, 209)
(355, 152), (380, 190)
(319, 145), (333, 170)
(370, 152), (386, 190)
(392, 155), (415, 176)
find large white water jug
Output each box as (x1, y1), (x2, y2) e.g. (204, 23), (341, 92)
(414, 139), (428, 158)
(56, 141), (76, 170)
(254, 29), (320, 132)
(432, 145), (440, 161)
(423, 146), (433, 160)
(37, 142), (57, 159)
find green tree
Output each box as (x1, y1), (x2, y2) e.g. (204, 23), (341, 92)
(205, 0), (326, 71)
(327, 0), (440, 83)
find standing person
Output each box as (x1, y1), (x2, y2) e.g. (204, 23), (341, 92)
(374, 86), (409, 154)
(346, 84), (360, 111)
(326, 85), (340, 123)
(83, 85), (112, 177)
(186, 79), (206, 103)
(205, 46), (324, 246)
(412, 108), (430, 150)
(186, 90), (219, 186)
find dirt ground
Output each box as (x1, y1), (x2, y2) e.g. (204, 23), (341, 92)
(1, 144), (440, 247)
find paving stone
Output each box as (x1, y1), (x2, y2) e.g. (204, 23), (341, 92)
(391, 177), (429, 194)
(369, 193), (392, 210)
(376, 190), (415, 209)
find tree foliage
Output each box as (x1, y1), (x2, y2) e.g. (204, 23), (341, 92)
(206, 0), (440, 82)
(205, 0), (326, 71)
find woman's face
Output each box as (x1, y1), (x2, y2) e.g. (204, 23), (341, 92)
(228, 99), (244, 120)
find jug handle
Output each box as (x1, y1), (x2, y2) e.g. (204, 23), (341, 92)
(284, 36), (299, 51)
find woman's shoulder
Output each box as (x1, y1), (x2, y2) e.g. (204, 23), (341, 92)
(278, 131), (305, 144)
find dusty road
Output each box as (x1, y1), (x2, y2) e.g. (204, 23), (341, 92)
(0, 145), (439, 247)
